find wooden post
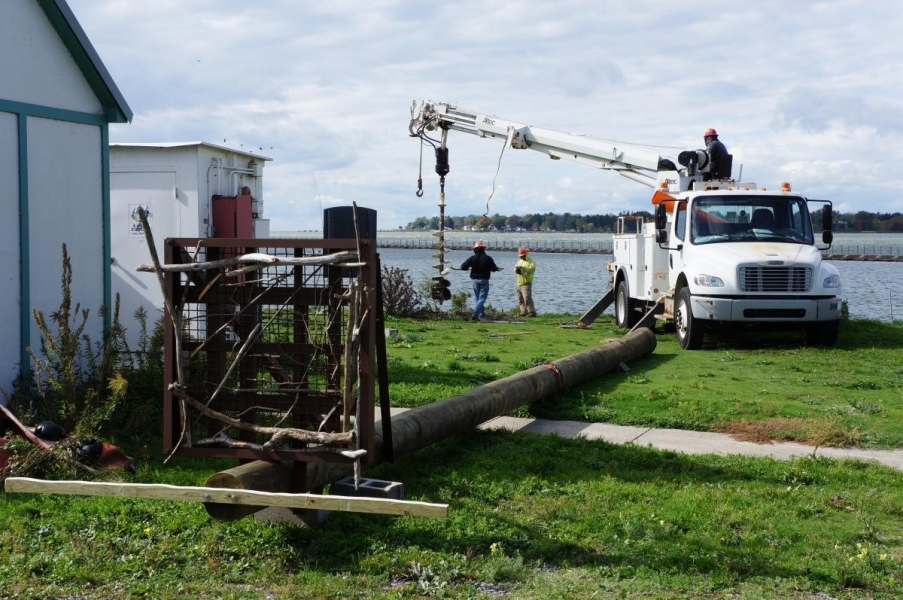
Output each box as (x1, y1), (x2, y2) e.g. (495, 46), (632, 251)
(4, 477), (447, 519)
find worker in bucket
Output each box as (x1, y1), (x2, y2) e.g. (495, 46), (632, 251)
(514, 246), (537, 317)
(460, 240), (499, 321)
(703, 128), (729, 179)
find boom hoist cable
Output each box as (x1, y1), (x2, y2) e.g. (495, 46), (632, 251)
(410, 101), (451, 302)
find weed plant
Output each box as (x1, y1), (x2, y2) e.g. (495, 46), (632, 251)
(2, 245), (165, 478)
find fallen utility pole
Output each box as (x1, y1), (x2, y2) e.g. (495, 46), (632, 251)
(205, 327), (657, 521)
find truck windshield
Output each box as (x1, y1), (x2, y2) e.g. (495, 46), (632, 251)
(690, 195), (815, 246)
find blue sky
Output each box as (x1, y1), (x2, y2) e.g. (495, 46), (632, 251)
(68, 0), (903, 230)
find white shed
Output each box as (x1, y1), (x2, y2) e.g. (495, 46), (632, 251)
(109, 142), (271, 350)
(0, 0), (132, 392)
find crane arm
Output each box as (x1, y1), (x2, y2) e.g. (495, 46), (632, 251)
(410, 100), (673, 189)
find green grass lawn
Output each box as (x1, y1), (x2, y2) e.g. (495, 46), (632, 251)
(386, 314), (903, 448)
(2, 315), (903, 599)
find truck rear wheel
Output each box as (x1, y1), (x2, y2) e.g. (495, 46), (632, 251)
(805, 320), (839, 346)
(615, 280), (638, 329)
(675, 287), (704, 350)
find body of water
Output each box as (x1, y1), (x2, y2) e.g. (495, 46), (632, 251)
(375, 247), (901, 322)
(273, 231), (903, 321)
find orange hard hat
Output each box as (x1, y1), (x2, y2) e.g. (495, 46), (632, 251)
(704, 128), (718, 137)
(473, 240), (485, 248)
(518, 246), (528, 256)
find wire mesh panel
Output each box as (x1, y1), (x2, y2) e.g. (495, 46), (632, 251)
(161, 238), (377, 468)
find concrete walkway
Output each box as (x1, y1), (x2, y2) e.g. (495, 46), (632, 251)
(476, 415), (903, 471)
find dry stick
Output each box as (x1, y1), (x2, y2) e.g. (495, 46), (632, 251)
(136, 208), (191, 460)
(189, 270), (292, 360)
(205, 322), (262, 408)
(135, 251), (358, 273)
(350, 202), (368, 486)
(137, 208), (183, 383)
(204, 266), (310, 410)
(199, 253), (323, 355)
(342, 281), (357, 433)
(169, 385), (353, 446)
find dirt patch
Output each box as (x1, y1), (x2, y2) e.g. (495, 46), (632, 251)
(712, 417), (812, 445)
(712, 416), (862, 448)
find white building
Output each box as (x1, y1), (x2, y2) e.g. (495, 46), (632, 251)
(0, 0), (132, 392)
(109, 142), (271, 350)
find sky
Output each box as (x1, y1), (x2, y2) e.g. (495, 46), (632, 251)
(67, 0), (903, 231)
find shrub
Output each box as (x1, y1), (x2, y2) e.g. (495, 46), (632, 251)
(450, 290), (472, 313)
(381, 266), (424, 316)
(2, 245), (164, 476)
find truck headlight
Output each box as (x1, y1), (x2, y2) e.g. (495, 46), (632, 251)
(694, 274), (724, 287)
(823, 274), (841, 289)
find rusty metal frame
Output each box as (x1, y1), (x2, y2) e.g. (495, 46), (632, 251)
(161, 237), (378, 474)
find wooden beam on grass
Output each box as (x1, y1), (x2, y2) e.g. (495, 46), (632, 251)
(4, 477), (448, 519)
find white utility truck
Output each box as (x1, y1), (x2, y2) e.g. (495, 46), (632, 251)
(409, 101), (842, 349)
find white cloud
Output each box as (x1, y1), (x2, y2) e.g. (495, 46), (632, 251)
(67, 0), (903, 228)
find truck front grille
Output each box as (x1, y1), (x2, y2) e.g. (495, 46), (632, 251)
(738, 266), (812, 292)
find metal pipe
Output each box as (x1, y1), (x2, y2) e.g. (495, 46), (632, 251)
(204, 327), (657, 520)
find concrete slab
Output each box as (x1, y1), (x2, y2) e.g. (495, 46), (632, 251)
(631, 428), (816, 460)
(576, 423), (652, 444)
(814, 447), (903, 470)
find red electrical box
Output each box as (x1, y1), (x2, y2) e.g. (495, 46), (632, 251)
(212, 194), (253, 238)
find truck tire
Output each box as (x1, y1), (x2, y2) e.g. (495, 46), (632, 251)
(805, 320), (839, 346)
(675, 287), (704, 350)
(615, 280), (638, 329)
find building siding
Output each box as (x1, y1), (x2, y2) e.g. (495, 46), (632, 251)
(0, 0), (104, 115)
(26, 117), (105, 357)
(0, 112), (22, 388)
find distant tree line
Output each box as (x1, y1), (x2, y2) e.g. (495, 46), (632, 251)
(404, 210), (903, 233)
(404, 211), (654, 233)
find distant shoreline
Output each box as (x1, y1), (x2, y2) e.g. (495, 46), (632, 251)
(271, 231), (903, 260)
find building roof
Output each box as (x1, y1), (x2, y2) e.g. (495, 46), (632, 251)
(37, 0), (133, 123)
(111, 141), (273, 161)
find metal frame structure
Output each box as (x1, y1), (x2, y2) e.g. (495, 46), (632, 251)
(161, 237), (384, 492)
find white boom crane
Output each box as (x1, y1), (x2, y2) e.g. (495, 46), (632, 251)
(409, 100), (677, 189)
(408, 100), (712, 301)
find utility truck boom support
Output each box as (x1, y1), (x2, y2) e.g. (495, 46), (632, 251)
(409, 100), (842, 348)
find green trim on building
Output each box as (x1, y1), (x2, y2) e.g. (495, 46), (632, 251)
(2, 99), (113, 379)
(17, 114), (30, 375)
(35, 0), (133, 124)
(0, 98), (108, 127)
(3, 0), (131, 382)
(101, 126), (112, 329)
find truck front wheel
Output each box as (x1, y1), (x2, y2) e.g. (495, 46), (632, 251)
(675, 287), (704, 350)
(615, 280), (638, 329)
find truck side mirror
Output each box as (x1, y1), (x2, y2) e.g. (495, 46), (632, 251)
(822, 205), (832, 231)
(654, 203), (668, 243)
(822, 231), (833, 244)
(654, 203), (667, 230)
